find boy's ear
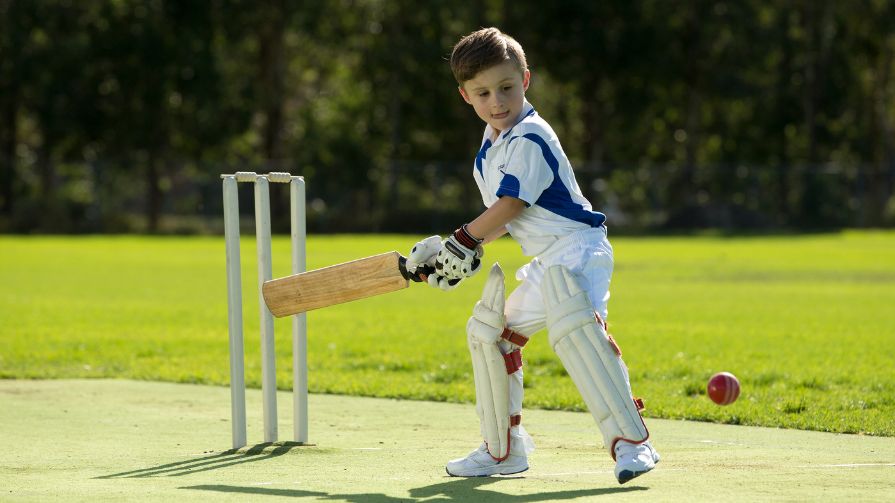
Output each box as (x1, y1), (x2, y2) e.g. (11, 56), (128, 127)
(523, 70), (531, 92)
(458, 85), (472, 104)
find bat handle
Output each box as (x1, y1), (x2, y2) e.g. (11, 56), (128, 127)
(398, 255), (435, 283)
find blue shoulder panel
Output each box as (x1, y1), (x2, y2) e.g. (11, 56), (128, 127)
(517, 133), (607, 227)
(475, 139), (493, 178)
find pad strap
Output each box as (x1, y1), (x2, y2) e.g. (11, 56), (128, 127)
(500, 327), (529, 347)
(595, 312), (622, 356)
(485, 414), (523, 462)
(503, 349), (523, 374)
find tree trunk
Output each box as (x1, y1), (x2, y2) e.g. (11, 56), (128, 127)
(665, 4), (703, 226)
(146, 155), (161, 233)
(259, 3), (285, 162)
(258, 0), (287, 224)
(34, 129), (67, 231)
(682, 7), (702, 203)
(0, 0), (22, 218)
(386, 8), (404, 220)
(775, 9), (793, 224)
(581, 78), (605, 171)
(871, 41), (894, 227)
(0, 81), (15, 216)
(799, 2), (833, 226)
(37, 141), (55, 215)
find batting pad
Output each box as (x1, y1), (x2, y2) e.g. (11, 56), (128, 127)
(542, 265), (648, 457)
(466, 264), (517, 460)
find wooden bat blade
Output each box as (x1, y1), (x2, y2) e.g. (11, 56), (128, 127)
(262, 251), (409, 317)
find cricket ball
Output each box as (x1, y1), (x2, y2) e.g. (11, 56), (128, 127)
(707, 372), (741, 405)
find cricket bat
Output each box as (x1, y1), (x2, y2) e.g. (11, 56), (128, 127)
(261, 251), (435, 317)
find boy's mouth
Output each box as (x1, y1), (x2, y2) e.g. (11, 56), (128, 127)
(491, 111), (510, 120)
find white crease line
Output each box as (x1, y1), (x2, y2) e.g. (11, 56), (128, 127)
(698, 440), (747, 446)
(535, 471), (610, 476)
(797, 463), (895, 468)
(536, 468), (687, 477)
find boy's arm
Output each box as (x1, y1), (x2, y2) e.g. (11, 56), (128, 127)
(404, 196), (525, 289)
(431, 196), (525, 282)
(467, 196), (526, 243)
(482, 226), (508, 245)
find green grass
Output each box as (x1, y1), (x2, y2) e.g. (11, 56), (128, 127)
(1, 231), (893, 435)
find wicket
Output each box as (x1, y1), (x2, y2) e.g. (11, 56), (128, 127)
(221, 171), (308, 449)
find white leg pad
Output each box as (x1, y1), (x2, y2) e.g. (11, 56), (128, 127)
(467, 333), (511, 459)
(542, 265), (648, 456)
(466, 264), (531, 460)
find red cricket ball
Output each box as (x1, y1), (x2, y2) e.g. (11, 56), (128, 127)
(707, 371), (741, 405)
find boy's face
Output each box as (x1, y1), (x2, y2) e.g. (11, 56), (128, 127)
(459, 61), (530, 134)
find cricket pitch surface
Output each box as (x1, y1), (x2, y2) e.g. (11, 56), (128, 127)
(2, 379), (893, 502)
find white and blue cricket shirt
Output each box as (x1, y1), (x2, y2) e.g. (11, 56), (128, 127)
(472, 99), (606, 256)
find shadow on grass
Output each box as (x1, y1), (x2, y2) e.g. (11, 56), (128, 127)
(96, 442), (309, 479)
(182, 476), (647, 501)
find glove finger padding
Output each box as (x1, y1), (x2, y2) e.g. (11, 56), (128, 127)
(406, 235), (442, 273)
(435, 224), (484, 280)
(436, 238), (483, 280)
(427, 273), (463, 291)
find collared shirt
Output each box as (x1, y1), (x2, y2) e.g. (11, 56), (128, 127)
(472, 99), (606, 256)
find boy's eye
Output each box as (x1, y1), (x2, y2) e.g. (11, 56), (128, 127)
(478, 92), (489, 97)
(503, 86), (512, 91)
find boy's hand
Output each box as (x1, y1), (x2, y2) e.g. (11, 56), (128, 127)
(405, 235), (442, 274)
(427, 274), (464, 291)
(405, 234), (468, 291)
(436, 225), (484, 280)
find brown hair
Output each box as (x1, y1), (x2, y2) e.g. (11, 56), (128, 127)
(449, 27), (528, 84)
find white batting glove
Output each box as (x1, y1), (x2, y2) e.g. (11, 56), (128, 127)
(405, 235), (442, 274)
(427, 274), (464, 291)
(407, 235), (466, 291)
(435, 224), (484, 280)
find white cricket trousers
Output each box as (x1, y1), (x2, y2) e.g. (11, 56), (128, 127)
(506, 225), (614, 335)
(497, 226), (630, 422)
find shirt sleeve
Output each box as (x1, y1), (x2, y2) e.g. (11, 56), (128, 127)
(495, 133), (556, 206)
(473, 163), (491, 207)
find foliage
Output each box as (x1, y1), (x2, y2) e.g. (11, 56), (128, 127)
(1, 1), (895, 233)
(1, 232), (894, 436)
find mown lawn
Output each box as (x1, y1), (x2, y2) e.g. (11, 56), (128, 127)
(1, 231), (893, 435)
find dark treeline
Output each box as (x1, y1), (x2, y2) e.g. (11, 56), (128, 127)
(2, 0), (894, 234)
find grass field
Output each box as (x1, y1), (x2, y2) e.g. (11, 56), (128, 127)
(1, 231), (893, 436)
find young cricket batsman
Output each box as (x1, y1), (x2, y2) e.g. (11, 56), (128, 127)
(404, 27), (659, 484)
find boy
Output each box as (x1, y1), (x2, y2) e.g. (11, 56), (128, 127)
(404, 27), (659, 484)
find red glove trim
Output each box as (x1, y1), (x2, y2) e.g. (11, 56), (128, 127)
(454, 224), (483, 250)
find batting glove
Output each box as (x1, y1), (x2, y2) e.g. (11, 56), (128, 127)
(427, 274), (464, 291)
(406, 235), (466, 291)
(405, 235), (442, 274)
(435, 224), (483, 280)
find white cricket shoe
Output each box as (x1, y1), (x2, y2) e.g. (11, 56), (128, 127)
(614, 440), (660, 484)
(445, 443), (529, 477)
